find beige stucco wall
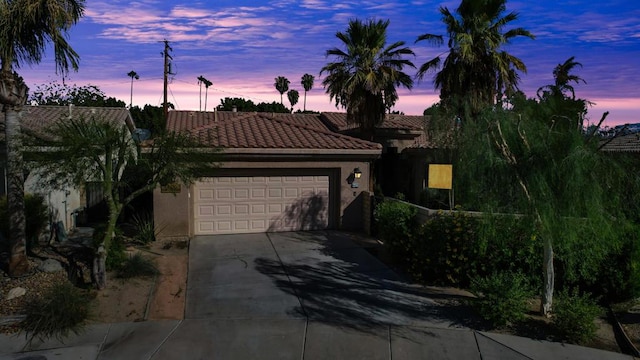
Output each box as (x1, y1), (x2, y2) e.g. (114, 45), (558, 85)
(153, 159), (373, 239)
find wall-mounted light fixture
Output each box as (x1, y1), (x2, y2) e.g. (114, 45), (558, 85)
(351, 167), (362, 188)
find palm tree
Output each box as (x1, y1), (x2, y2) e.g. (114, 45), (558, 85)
(0, 0), (85, 277)
(321, 19), (415, 140)
(301, 74), (315, 111)
(127, 70), (139, 108)
(274, 76), (290, 105)
(202, 77), (213, 111)
(287, 89), (299, 112)
(537, 56), (585, 100)
(416, 0), (534, 118)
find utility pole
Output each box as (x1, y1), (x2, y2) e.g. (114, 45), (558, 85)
(162, 40), (173, 120)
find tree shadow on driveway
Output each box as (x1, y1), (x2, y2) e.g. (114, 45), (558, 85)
(253, 231), (484, 335)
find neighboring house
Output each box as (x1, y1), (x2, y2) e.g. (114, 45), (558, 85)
(600, 132), (640, 153)
(154, 110), (382, 238)
(0, 105), (136, 232)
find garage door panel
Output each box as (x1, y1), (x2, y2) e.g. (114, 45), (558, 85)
(194, 174), (330, 235)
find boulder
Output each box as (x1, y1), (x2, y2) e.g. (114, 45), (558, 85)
(6, 287), (26, 300)
(39, 258), (64, 273)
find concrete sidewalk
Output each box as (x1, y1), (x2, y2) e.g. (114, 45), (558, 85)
(0, 319), (632, 359)
(0, 231), (634, 359)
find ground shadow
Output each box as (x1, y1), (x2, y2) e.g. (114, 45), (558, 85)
(254, 231), (484, 334)
(267, 194), (327, 232)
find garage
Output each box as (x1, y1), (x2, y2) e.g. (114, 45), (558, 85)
(193, 175), (330, 235)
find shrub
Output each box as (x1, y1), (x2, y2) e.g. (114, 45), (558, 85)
(21, 282), (92, 346)
(116, 253), (159, 278)
(470, 272), (531, 328)
(373, 199), (417, 258)
(131, 212), (162, 244)
(553, 289), (601, 344)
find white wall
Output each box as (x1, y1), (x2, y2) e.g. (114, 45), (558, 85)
(24, 174), (82, 231)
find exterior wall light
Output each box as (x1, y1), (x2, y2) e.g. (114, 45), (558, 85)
(354, 167), (362, 179)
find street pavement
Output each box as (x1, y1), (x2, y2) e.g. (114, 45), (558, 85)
(0, 231), (633, 359)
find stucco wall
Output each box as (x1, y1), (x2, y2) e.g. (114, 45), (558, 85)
(153, 159), (373, 239)
(24, 174), (82, 231)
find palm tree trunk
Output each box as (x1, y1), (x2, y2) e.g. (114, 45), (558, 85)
(204, 88), (208, 112)
(303, 90), (307, 112)
(0, 71), (29, 277)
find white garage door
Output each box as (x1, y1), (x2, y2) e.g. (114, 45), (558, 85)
(194, 175), (330, 235)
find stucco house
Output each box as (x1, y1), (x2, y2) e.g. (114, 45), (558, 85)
(154, 111), (381, 238)
(154, 110), (439, 238)
(0, 105), (136, 232)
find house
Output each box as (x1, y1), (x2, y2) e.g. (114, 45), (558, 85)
(154, 110), (437, 238)
(0, 105), (136, 232)
(154, 110), (381, 238)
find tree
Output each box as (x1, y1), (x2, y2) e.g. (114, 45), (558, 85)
(127, 70), (139, 108)
(321, 19), (415, 140)
(217, 97), (257, 112)
(416, 0), (534, 119)
(0, 0), (85, 277)
(301, 73), (315, 111)
(274, 76), (290, 105)
(456, 64), (627, 316)
(30, 81), (126, 107)
(287, 89), (299, 112)
(129, 104), (165, 135)
(197, 76), (212, 111)
(24, 115), (217, 288)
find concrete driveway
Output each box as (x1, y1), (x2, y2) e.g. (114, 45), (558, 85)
(184, 231), (471, 328)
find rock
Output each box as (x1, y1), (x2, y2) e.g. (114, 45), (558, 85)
(38, 258), (63, 273)
(6, 287), (26, 300)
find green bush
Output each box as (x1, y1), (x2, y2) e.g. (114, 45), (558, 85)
(553, 289), (601, 344)
(470, 272), (531, 328)
(116, 253), (159, 278)
(21, 282), (92, 345)
(373, 199), (417, 258)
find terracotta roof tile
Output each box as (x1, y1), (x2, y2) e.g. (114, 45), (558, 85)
(600, 133), (640, 152)
(320, 112), (425, 131)
(183, 113), (381, 151)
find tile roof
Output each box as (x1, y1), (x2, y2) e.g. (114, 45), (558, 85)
(320, 112), (425, 131)
(180, 112), (381, 151)
(600, 133), (640, 152)
(0, 105), (134, 141)
(167, 110), (330, 132)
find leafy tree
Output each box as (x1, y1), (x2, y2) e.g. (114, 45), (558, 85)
(127, 70), (139, 108)
(321, 19), (415, 140)
(30, 81), (126, 107)
(256, 101), (289, 113)
(129, 104), (165, 135)
(456, 64), (629, 316)
(274, 76), (290, 105)
(24, 115), (217, 288)
(217, 97), (257, 112)
(0, 0), (85, 276)
(287, 89), (299, 112)
(416, 0), (534, 119)
(301, 73), (315, 111)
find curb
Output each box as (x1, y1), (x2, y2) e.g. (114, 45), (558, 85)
(608, 305), (640, 357)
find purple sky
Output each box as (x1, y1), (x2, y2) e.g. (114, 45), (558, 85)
(20, 0), (640, 127)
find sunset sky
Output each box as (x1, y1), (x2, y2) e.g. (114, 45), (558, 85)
(20, 0), (640, 127)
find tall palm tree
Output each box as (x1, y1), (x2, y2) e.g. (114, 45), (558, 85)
(127, 70), (139, 108)
(416, 0), (534, 118)
(274, 76), (290, 105)
(202, 77), (213, 111)
(301, 73), (315, 111)
(537, 56), (585, 100)
(321, 19), (415, 140)
(0, 0), (85, 277)
(287, 89), (299, 112)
